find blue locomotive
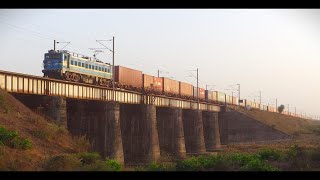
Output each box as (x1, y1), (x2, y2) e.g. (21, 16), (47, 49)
(42, 50), (113, 86)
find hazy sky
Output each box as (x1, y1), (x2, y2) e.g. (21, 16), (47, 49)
(0, 9), (319, 118)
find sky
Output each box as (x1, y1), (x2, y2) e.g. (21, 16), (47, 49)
(0, 9), (319, 119)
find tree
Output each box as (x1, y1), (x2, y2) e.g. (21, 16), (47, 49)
(278, 105), (285, 113)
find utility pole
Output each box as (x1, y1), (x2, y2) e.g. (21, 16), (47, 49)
(158, 70), (160, 77)
(237, 84), (240, 105)
(197, 68), (199, 110)
(112, 36), (115, 102)
(276, 98), (277, 112)
(259, 90), (261, 105)
(206, 84), (209, 90)
(232, 91), (233, 104)
(54, 40), (56, 51)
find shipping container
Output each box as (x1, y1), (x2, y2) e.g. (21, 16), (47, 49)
(115, 66), (142, 88)
(232, 96), (238, 105)
(162, 77), (179, 96)
(263, 105), (268, 111)
(143, 74), (153, 90)
(215, 91), (226, 104)
(205, 90), (217, 102)
(153, 77), (163, 92)
(226, 95), (232, 104)
(143, 74), (163, 93)
(179, 81), (193, 97)
(193, 87), (205, 99)
(245, 99), (252, 107)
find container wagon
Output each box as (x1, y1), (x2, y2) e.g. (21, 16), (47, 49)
(143, 74), (163, 94)
(179, 81), (193, 99)
(162, 77), (180, 97)
(115, 65), (143, 91)
(193, 87), (205, 100)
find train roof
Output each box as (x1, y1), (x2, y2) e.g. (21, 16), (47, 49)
(47, 49), (111, 65)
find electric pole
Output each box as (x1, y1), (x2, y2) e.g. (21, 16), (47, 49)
(54, 40), (56, 51)
(158, 70), (160, 77)
(237, 84), (240, 105)
(197, 68), (199, 110)
(259, 90), (261, 105)
(112, 36), (115, 102)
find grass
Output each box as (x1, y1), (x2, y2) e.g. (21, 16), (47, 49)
(43, 152), (122, 171)
(0, 92), (10, 114)
(139, 153), (280, 171)
(0, 126), (32, 150)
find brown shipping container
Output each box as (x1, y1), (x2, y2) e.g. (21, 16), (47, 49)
(226, 95), (232, 104)
(143, 74), (154, 89)
(115, 66), (143, 88)
(162, 77), (179, 95)
(232, 96), (238, 105)
(205, 90), (217, 101)
(143, 74), (163, 92)
(153, 77), (163, 92)
(193, 87), (205, 99)
(179, 81), (193, 97)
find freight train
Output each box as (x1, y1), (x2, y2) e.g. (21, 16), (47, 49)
(42, 49), (303, 118)
(41, 49), (252, 104)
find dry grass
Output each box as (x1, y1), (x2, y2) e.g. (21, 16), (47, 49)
(0, 89), (82, 170)
(229, 106), (320, 135)
(223, 106), (320, 154)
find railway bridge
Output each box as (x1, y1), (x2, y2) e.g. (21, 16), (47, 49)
(0, 70), (291, 165)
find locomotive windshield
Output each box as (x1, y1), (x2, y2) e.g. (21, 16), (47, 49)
(45, 53), (61, 59)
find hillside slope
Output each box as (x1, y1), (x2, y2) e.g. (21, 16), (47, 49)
(229, 105), (320, 135)
(0, 89), (85, 170)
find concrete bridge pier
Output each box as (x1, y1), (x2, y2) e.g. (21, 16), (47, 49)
(156, 107), (186, 159)
(66, 99), (124, 164)
(120, 104), (160, 165)
(218, 111), (229, 145)
(11, 93), (67, 127)
(202, 111), (221, 151)
(182, 109), (206, 155)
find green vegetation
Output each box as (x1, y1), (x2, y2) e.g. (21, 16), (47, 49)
(0, 126), (32, 150)
(43, 152), (122, 171)
(257, 148), (286, 161)
(140, 153), (279, 171)
(278, 105), (285, 114)
(137, 145), (320, 171)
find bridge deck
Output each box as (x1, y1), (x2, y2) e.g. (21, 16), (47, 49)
(0, 70), (221, 112)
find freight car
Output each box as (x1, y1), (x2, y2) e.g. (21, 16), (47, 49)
(143, 74), (163, 94)
(42, 50), (112, 86)
(179, 81), (193, 99)
(114, 65), (143, 91)
(162, 77), (180, 97)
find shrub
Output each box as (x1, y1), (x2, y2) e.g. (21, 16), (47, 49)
(77, 152), (101, 165)
(0, 127), (32, 150)
(278, 105), (285, 114)
(285, 144), (302, 160)
(43, 155), (82, 171)
(241, 158), (279, 171)
(144, 161), (175, 171)
(257, 148), (285, 161)
(105, 158), (122, 171)
(175, 156), (203, 171)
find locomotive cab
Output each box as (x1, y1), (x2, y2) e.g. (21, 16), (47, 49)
(42, 50), (64, 79)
